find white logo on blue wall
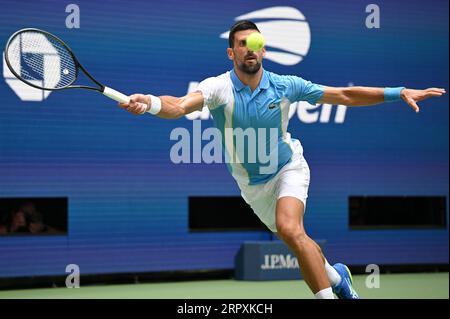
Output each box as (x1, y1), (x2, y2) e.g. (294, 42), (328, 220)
(188, 8), (347, 123)
(3, 32), (60, 101)
(220, 6), (311, 66)
(261, 254), (299, 270)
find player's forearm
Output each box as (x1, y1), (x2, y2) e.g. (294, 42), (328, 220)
(156, 96), (187, 119)
(147, 92), (203, 119)
(321, 86), (404, 107)
(342, 86), (385, 106)
(121, 92), (203, 117)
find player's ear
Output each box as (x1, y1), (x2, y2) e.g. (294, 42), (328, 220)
(227, 48), (234, 60)
(261, 47), (266, 58)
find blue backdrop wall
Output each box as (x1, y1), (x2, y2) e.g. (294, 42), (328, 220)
(0, 0), (448, 278)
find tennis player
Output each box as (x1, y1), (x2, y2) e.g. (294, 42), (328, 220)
(119, 21), (445, 299)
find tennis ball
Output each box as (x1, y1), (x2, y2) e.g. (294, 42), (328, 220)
(246, 32), (265, 52)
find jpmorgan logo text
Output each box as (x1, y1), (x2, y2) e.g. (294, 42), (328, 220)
(261, 254), (299, 270)
(221, 6), (311, 66)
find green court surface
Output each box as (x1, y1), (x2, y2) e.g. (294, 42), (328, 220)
(0, 273), (448, 299)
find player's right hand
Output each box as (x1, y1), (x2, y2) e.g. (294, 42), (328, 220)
(118, 94), (150, 115)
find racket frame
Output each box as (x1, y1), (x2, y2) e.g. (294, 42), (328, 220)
(4, 28), (105, 92)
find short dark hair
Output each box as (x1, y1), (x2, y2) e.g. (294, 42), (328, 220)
(228, 20), (260, 48)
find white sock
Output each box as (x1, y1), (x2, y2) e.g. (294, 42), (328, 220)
(324, 259), (341, 287)
(315, 287), (335, 299)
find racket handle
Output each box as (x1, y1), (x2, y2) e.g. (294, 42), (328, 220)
(102, 86), (130, 103)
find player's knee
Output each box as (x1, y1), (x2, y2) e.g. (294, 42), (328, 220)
(276, 222), (306, 245)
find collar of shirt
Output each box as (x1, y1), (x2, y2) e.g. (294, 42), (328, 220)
(230, 68), (270, 97)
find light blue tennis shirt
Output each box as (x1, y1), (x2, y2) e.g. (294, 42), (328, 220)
(197, 68), (324, 185)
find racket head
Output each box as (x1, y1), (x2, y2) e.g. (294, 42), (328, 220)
(4, 28), (79, 91)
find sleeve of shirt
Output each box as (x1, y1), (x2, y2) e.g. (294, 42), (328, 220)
(196, 75), (229, 110)
(283, 75), (325, 105)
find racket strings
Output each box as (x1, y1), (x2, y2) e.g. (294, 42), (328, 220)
(7, 31), (77, 89)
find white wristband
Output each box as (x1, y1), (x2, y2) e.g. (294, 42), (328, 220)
(146, 94), (162, 115)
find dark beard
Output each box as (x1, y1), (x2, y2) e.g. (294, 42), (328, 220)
(237, 60), (262, 74)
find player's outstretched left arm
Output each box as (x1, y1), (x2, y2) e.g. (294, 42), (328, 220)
(318, 86), (446, 113)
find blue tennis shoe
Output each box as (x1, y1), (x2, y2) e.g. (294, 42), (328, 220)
(332, 263), (360, 299)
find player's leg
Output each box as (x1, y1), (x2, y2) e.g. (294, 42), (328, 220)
(275, 196), (333, 298)
(275, 196), (360, 299)
(311, 240), (343, 288)
(273, 147), (359, 298)
(240, 151), (358, 298)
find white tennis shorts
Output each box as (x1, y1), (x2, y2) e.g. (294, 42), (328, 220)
(238, 141), (310, 233)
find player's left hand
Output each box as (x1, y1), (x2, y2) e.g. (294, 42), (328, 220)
(401, 88), (446, 113)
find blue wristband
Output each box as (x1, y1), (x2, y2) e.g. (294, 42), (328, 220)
(384, 87), (405, 102)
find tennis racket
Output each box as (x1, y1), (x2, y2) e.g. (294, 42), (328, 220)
(4, 28), (145, 107)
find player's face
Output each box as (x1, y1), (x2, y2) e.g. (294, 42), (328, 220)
(228, 29), (265, 75)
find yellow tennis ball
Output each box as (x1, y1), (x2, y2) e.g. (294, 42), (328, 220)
(246, 32), (265, 52)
